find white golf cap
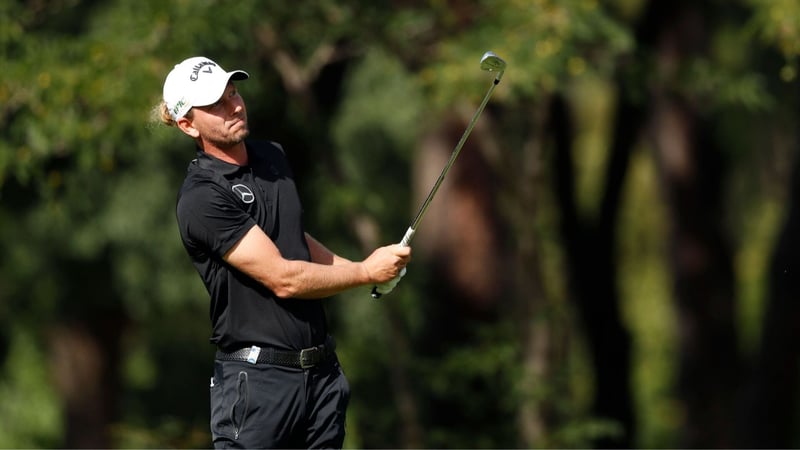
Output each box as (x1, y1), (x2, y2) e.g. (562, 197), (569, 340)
(162, 56), (249, 120)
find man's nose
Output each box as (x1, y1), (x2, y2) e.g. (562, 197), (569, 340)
(231, 100), (244, 115)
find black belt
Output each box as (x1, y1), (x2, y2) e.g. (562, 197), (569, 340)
(216, 336), (336, 369)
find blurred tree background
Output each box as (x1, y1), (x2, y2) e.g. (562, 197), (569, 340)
(1, 0), (799, 448)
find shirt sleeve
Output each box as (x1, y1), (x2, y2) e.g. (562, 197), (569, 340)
(176, 180), (256, 260)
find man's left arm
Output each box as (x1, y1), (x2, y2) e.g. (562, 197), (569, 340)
(305, 233), (352, 266)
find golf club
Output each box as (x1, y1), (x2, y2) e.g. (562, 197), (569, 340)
(372, 50), (507, 299)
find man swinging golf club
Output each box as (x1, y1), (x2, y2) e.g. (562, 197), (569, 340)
(157, 56), (410, 448)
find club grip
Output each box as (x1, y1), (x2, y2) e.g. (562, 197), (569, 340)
(371, 229), (415, 299)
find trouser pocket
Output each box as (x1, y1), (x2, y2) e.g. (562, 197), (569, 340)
(229, 371), (249, 440)
(211, 364), (251, 446)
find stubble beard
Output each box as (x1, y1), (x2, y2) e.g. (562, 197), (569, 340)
(208, 119), (250, 149)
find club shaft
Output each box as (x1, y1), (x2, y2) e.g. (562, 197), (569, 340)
(405, 75), (502, 242)
(371, 67), (503, 299)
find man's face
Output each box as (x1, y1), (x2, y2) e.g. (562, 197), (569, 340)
(188, 82), (249, 149)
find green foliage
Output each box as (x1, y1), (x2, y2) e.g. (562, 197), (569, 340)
(618, 150), (680, 448)
(745, 0), (800, 80)
(417, 0), (634, 105)
(325, 49), (422, 236)
(0, 0), (798, 447)
(0, 328), (61, 448)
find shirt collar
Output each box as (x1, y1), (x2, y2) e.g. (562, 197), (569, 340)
(194, 146), (248, 176)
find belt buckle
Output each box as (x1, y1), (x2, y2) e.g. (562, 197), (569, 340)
(299, 347), (317, 369)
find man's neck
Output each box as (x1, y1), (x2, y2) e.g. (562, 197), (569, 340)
(202, 141), (248, 166)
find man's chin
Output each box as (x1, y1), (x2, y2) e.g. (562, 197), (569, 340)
(209, 129), (250, 150)
(230, 128), (250, 144)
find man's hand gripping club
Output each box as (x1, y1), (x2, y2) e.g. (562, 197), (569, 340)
(362, 244), (411, 296)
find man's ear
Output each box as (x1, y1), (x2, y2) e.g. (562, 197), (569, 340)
(176, 115), (200, 138)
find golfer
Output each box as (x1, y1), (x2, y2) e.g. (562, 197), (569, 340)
(157, 56), (410, 448)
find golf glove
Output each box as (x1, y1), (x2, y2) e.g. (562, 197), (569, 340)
(373, 267), (407, 296)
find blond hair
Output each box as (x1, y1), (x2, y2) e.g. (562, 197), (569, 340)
(151, 100), (192, 127)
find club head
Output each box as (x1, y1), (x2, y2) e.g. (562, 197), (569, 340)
(480, 51), (507, 73)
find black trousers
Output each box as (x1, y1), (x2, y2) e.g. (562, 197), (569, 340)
(210, 355), (350, 449)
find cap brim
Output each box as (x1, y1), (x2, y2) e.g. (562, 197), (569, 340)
(193, 70), (250, 107)
(230, 70), (249, 81)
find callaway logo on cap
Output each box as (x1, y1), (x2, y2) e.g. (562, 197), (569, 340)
(162, 56), (249, 120)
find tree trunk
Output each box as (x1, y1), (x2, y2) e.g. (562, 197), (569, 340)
(505, 100), (561, 447)
(49, 318), (123, 448)
(551, 85), (637, 447)
(741, 145), (800, 447)
(646, 3), (741, 444)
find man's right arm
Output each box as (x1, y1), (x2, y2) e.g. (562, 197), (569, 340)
(223, 224), (411, 299)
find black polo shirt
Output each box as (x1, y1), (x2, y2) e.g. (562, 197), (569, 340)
(176, 140), (328, 352)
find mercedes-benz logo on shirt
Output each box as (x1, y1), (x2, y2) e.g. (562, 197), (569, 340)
(231, 184), (255, 204)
